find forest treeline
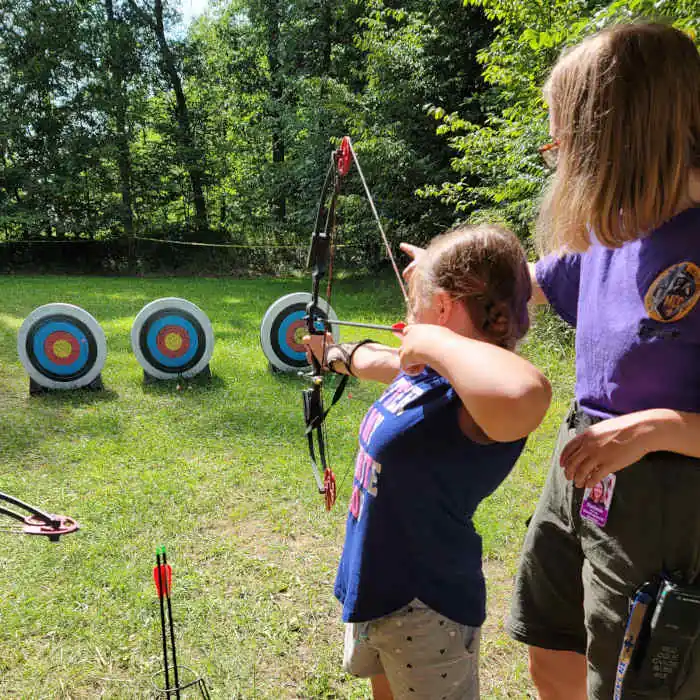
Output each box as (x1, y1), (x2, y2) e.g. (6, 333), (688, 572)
(0, 0), (698, 272)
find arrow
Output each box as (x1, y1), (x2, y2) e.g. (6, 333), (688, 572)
(154, 550), (171, 696)
(162, 547), (180, 700)
(321, 319), (406, 334)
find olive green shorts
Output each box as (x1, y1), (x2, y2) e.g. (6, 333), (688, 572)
(507, 404), (700, 699)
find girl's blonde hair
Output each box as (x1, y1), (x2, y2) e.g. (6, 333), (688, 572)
(412, 224), (531, 350)
(538, 22), (700, 253)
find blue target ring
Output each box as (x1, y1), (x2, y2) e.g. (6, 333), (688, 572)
(131, 298), (215, 381)
(145, 315), (199, 369)
(277, 310), (308, 363)
(17, 304), (107, 390)
(259, 293), (340, 372)
(32, 320), (90, 377)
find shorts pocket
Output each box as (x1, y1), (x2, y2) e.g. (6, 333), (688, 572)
(464, 626), (480, 655)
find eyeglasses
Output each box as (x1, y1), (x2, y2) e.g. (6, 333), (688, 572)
(539, 140), (560, 170)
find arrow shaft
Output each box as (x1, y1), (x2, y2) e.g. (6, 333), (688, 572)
(156, 554), (170, 695)
(323, 319), (402, 332)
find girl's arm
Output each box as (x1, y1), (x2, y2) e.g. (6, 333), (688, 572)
(304, 334), (400, 385)
(560, 409), (700, 487)
(399, 325), (552, 442)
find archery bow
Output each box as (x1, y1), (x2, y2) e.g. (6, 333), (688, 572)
(302, 136), (409, 510)
(0, 491), (79, 541)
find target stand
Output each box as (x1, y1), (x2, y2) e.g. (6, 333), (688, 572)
(260, 293), (340, 373)
(17, 303), (107, 396)
(131, 298), (215, 385)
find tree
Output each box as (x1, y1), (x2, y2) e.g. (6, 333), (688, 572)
(128, 0), (210, 239)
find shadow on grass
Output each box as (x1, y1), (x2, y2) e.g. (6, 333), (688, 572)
(141, 373), (227, 395)
(25, 387), (120, 405)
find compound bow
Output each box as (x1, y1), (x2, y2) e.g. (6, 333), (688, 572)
(302, 136), (409, 510)
(0, 491), (79, 541)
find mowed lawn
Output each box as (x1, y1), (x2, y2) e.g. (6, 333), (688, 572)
(0, 274), (573, 699)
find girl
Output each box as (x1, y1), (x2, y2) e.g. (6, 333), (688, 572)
(306, 224), (551, 699)
(505, 22), (700, 700)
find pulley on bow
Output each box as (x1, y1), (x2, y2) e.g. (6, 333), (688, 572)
(302, 136), (409, 511)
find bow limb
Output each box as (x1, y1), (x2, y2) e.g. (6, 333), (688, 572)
(302, 149), (346, 509)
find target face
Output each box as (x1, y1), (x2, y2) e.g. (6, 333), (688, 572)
(131, 298), (214, 380)
(17, 303), (107, 390)
(260, 293), (340, 372)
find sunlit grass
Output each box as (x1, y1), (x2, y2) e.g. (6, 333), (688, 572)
(0, 275), (572, 698)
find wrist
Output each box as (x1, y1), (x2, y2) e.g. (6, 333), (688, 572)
(640, 408), (685, 453)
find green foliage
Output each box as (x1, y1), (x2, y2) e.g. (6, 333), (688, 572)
(0, 0), (494, 267)
(3, 0), (698, 266)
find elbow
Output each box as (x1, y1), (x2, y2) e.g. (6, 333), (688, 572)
(482, 374), (552, 443)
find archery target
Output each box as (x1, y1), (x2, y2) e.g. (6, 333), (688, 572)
(131, 298), (214, 380)
(17, 303), (107, 390)
(260, 292), (340, 373)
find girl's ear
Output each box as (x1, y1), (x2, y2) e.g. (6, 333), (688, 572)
(434, 290), (454, 325)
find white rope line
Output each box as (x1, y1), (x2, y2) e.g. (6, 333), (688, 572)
(346, 138), (409, 304)
(0, 237), (361, 250)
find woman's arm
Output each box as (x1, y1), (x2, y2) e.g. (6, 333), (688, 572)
(560, 409), (700, 487)
(528, 262), (549, 305)
(399, 325), (552, 442)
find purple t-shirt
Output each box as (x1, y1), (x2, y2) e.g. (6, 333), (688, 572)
(536, 206), (700, 418)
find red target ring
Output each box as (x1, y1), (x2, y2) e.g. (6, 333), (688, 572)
(44, 331), (81, 365)
(284, 319), (308, 354)
(155, 325), (191, 359)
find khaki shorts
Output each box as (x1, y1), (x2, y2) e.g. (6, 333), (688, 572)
(343, 599), (480, 699)
(507, 404), (700, 699)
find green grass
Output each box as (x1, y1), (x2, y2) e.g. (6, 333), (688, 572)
(0, 275), (573, 699)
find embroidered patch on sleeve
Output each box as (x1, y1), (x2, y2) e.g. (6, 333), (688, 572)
(644, 262), (700, 323)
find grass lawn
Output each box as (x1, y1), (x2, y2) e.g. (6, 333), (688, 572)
(0, 274), (573, 699)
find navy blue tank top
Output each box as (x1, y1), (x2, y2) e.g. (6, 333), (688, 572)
(334, 368), (526, 626)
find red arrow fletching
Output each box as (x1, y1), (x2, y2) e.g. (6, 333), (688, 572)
(153, 563), (172, 598)
(337, 136), (352, 177)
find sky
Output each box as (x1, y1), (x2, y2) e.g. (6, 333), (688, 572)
(180, 0), (209, 25)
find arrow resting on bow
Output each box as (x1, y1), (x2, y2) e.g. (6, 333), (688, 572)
(302, 136), (409, 510)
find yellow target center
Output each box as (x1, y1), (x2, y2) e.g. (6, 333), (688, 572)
(164, 332), (183, 352)
(53, 339), (73, 358)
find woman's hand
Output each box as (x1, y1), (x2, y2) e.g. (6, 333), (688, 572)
(560, 413), (655, 487)
(400, 243), (425, 282)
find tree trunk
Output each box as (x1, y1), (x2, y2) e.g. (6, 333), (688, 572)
(128, 0), (209, 239)
(105, 0), (135, 246)
(266, 0), (285, 221)
(152, 0), (208, 237)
